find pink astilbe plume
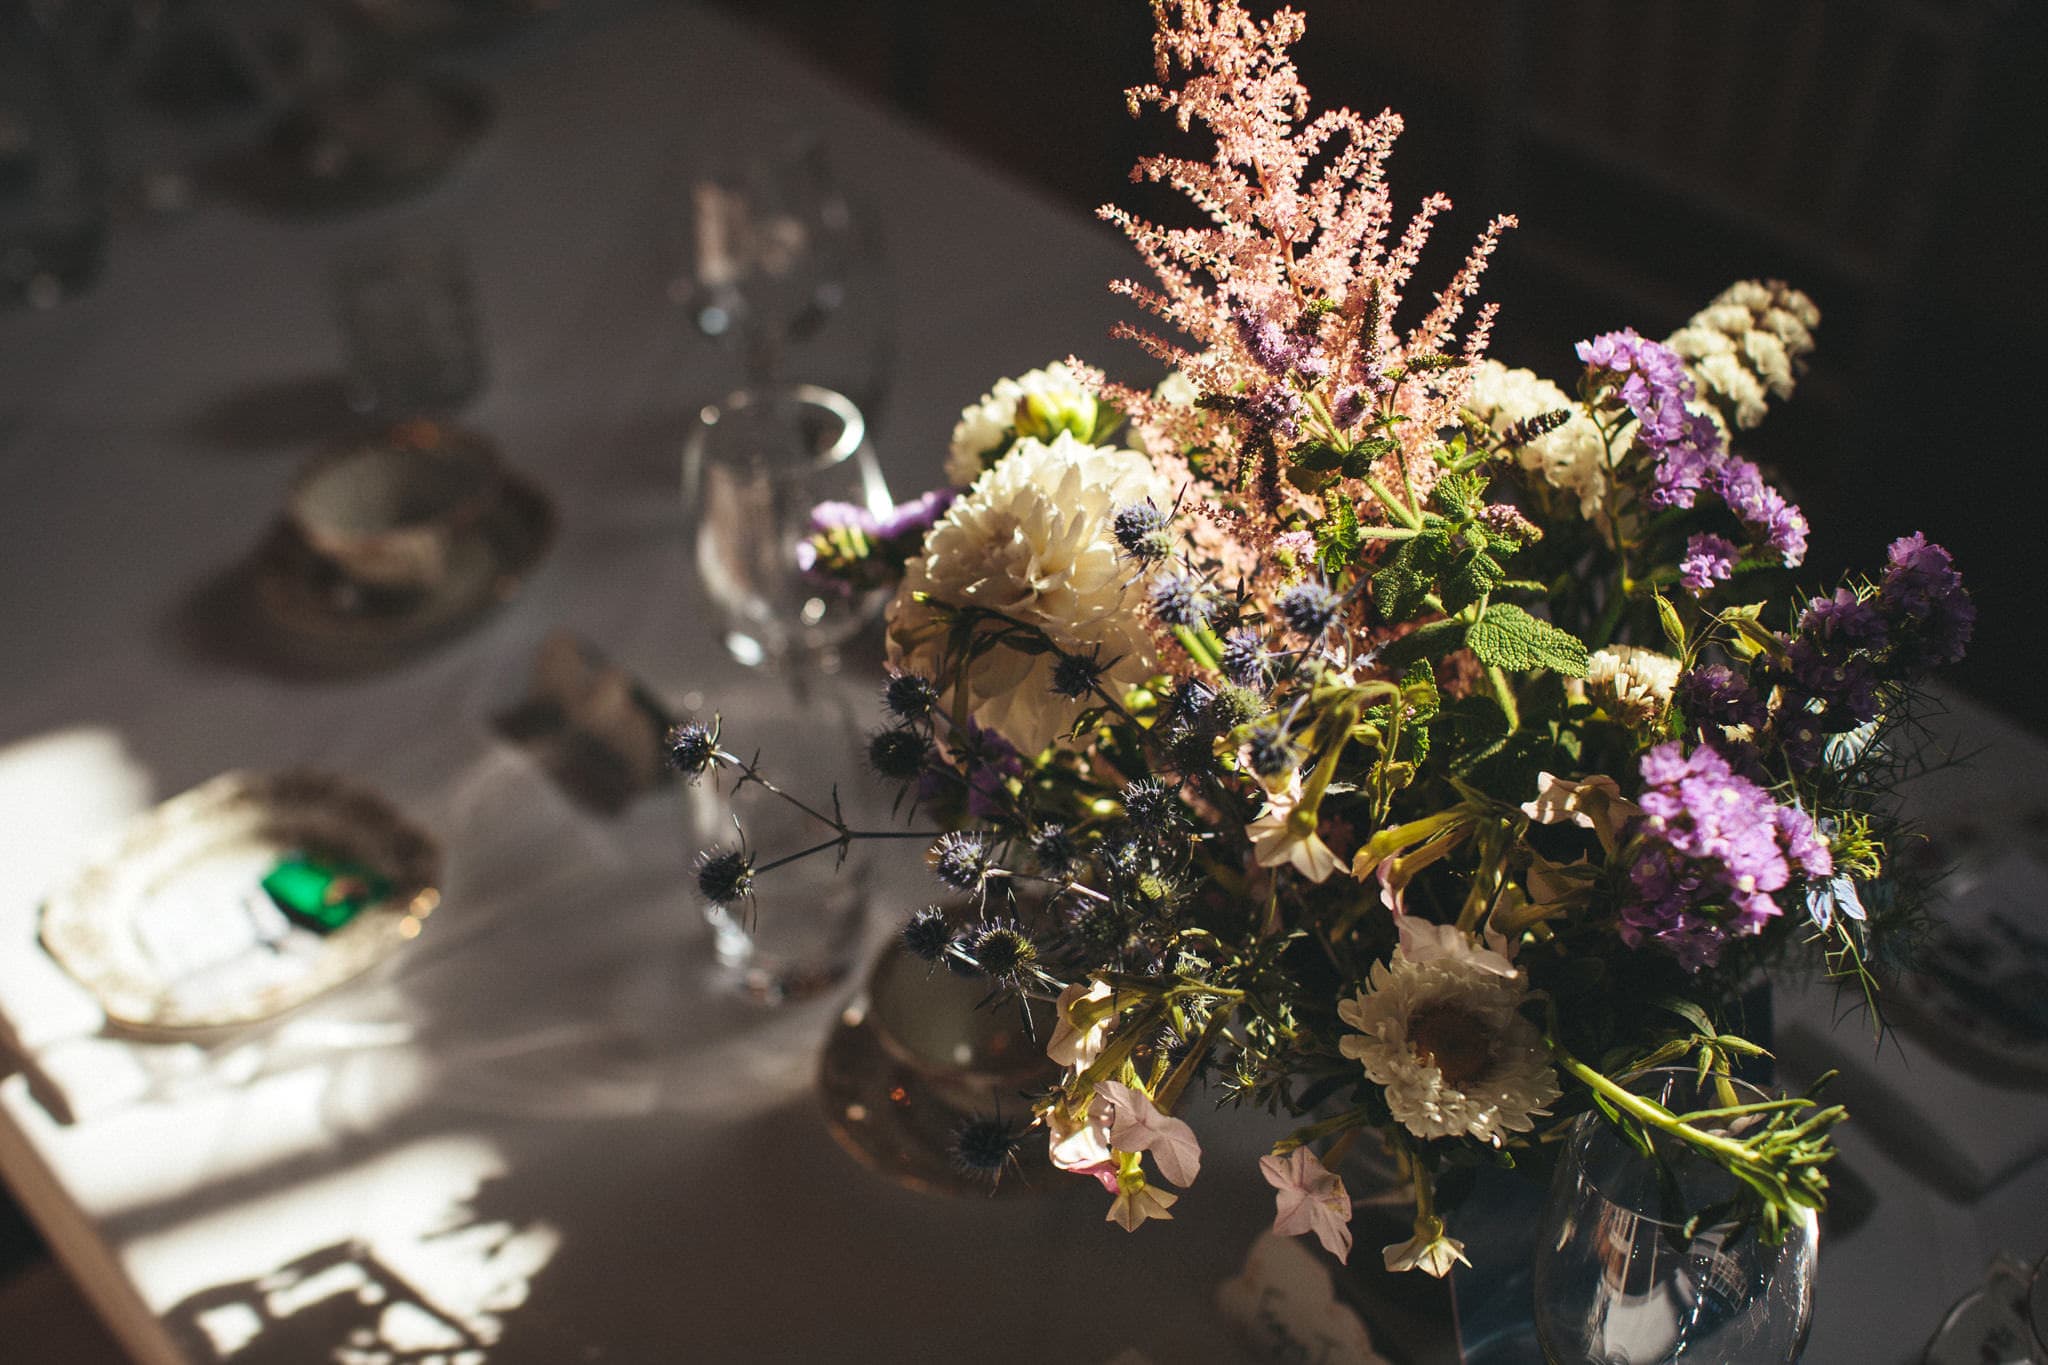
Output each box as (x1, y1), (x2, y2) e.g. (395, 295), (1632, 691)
(1097, 0), (1514, 512)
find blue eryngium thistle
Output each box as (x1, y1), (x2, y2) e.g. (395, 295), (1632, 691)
(1219, 628), (1269, 688)
(1246, 723), (1297, 779)
(1050, 649), (1109, 700)
(1149, 573), (1213, 629)
(901, 906), (954, 963)
(931, 831), (992, 891)
(1031, 823), (1081, 876)
(694, 847), (753, 906)
(949, 1112), (1027, 1186)
(967, 920), (1037, 982)
(1277, 579), (1342, 638)
(867, 727), (928, 781)
(881, 670), (940, 722)
(1112, 499), (1175, 564)
(665, 720), (721, 781)
(1122, 777), (1185, 833)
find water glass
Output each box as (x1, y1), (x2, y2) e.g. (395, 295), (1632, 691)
(332, 234), (486, 417)
(1534, 1068), (1819, 1364)
(682, 687), (873, 1005)
(679, 384), (890, 670)
(0, 4), (109, 310)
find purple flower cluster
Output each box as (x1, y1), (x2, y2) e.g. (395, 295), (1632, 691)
(1715, 456), (1809, 567)
(797, 489), (957, 585)
(1233, 304), (1328, 380)
(1575, 328), (1809, 568)
(1679, 533), (1739, 592)
(1620, 742), (1832, 970)
(1244, 382), (1306, 441)
(1878, 532), (1975, 673)
(1676, 664), (1768, 735)
(917, 719), (1023, 823)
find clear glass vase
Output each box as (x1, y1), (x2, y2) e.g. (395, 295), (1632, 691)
(1534, 1067), (1819, 1364)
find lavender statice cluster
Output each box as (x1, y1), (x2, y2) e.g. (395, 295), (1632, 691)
(1578, 330), (1809, 568)
(1769, 535), (1973, 770)
(1620, 742), (1833, 970)
(797, 489), (957, 591)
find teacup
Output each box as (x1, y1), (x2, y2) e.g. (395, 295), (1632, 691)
(286, 421), (500, 595)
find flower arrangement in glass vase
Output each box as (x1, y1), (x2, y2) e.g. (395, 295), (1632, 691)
(675, 0), (1973, 1275)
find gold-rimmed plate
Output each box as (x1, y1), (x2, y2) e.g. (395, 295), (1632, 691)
(39, 771), (441, 1038)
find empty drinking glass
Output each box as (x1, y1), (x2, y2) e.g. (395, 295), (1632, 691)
(332, 233), (487, 417)
(679, 384), (890, 670)
(682, 684), (873, 1005)
(1534, 1068), (1819, 1364)
(0, 3), (109, 310)
(668, 132), (884, 396)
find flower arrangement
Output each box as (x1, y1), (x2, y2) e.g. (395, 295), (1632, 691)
(679, 0), (1972, 1274)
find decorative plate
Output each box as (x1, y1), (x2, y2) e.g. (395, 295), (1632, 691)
(40, 771), (440, 1037)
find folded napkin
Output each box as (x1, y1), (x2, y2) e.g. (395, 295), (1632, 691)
(1774, 844), (2048, 1198)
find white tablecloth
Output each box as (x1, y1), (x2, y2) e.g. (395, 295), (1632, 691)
(1, 6), (2043, 1362)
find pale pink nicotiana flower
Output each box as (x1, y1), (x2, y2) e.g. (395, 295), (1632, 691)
(1259, 1146), (1353, 1264)
(1098, 1080), (1203, 1188)
(1248, 775), (1343, 882)
(1046, 979), (1117, 1070)
(1521, 772), (1640, 857)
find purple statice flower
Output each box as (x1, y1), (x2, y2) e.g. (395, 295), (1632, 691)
(1645, 411), (1725, 511)
(1677, 664), (1768, 735)
(916, 719), (1024, 822)
(872, 488), (956, 543)
(1619, 742), (1825, 969)
(1679, 533), (1740, 593)
(1576, 329), (1696, 450)
(1784, 643), (1881, 726)
(1713, 457), (1808, 567)
(1876, 532), (1974, 673)
(809, 500), (875, 535)
(1798, 588), (1887, 650)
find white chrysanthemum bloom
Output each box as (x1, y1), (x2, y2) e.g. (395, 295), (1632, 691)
(1585, 644), (1681, 725)
(945, 363), (1099, 486)
(1336, 930), (1560, 1147)
(1465, 359), (1610, 518)
(887, 432), (1167, 754)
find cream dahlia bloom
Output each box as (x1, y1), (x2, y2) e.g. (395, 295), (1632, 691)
(945, 363), (1099, 486)
(1465, 359), (1610, 518)
(1336, 930), (1560, 1146)
(887, 433), (1167, 754)
(1584, 644), (1681, 726)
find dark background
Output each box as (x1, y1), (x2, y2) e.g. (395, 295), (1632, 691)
(709, 0), (2048, 723)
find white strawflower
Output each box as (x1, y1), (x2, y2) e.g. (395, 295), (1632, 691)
(1337, 930), (1560, 1147)
(1585, 644), (1681, 725)
(946, 363), (1099, 486)
(1465, 359), (1610, 518)
(1666, 280), (1820, 431)
(888, 432), (1167, 754)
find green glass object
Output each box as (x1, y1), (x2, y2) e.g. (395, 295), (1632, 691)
(261, 853), (390, 934)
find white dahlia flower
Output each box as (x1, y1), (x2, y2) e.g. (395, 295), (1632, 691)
(1465, 359), (1610, 518)
(1585, 644), (1681, 725)
(887, 432), (1167, 754)
(945, 363), (1099, 486)
(1337, 929), (1560, 1147)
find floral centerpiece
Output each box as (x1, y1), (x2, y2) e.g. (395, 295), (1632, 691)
(678, 0), (1972, 1275)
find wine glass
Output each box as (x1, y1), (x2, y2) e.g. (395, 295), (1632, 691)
(679, 384), (891, 671)
(1533, 1067), (1819, 1364)
(669, 132), (892, 415)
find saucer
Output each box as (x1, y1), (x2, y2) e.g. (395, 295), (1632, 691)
(253, 466), (554, 671)
(40, 771), (441, 1037)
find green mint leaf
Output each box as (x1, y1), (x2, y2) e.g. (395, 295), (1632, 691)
(1466, 603), (1590, 676)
